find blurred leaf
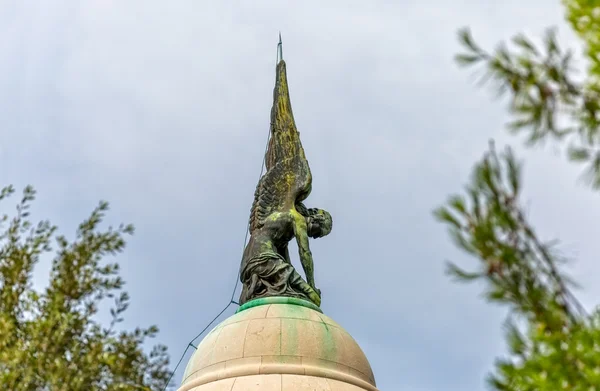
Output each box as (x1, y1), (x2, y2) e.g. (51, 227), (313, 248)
(567, 146), (591, 161)
(432, 207), (462, 228)
(512, 34), (539, 55)
(455, 53), (484, 66)
(444, 261), (482, 282)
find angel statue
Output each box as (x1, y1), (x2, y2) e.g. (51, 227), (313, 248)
(238, 57), (332, 308)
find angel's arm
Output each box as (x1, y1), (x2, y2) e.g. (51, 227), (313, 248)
(292, 210), (315, 288)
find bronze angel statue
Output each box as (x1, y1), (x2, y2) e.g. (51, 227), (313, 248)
(239, 58), (332, 308)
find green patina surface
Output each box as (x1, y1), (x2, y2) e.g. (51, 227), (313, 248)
(239, 55), (332, 309)
(235, 296), (339, 361)
(236, 296), (323, 313)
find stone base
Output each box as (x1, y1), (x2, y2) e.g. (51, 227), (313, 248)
(179, 297), (378, 391)
(183, 373), (373, 391)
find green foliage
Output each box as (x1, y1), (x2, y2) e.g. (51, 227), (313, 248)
(455, 19), (600, 188)
(434, 144), (584, 327)
(438, 3), (600, 388)
(434, 145), (599, 390)
(563, 0), (600, 77)
(0, 185), (171, 391)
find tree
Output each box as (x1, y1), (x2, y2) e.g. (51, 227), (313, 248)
(435, 1), (600, 390)
(0, 185), (171, 391)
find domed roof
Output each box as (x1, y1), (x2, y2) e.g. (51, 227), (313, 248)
(179, 297), (378, 391)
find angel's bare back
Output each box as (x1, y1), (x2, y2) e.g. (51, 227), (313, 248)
(243, 212), (293, 261)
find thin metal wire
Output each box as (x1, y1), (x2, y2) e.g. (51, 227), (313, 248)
(163, 95), (272, 391)
(163, 301), (234, 389)
(163, 344), (193, 389)
(163, 36), (281, 390)
(191, 302), (233, 345)
(230, 130), (270, 303)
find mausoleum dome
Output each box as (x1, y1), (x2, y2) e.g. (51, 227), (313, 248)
(178, 297), (378, 391)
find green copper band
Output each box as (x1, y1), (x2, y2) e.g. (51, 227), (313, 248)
(236, 296), (323, 314)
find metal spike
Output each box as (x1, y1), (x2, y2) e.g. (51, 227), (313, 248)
(277, 32), (283, 64)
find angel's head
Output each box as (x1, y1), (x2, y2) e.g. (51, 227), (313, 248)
(305, 208), (332, 239)
(296, 203), (333, 239)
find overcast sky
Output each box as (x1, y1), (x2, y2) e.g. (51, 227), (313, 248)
(2, 1), (598, 390)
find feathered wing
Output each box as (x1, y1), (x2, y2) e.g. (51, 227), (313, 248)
(249, 60), (312, 233)
(249, 161), (282, 232)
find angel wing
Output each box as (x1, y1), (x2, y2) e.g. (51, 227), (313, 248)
(249, 60), (312, 233)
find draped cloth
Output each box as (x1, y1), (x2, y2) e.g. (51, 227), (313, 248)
(239, 251), (312, 305)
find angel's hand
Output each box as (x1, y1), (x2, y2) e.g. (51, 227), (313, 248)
(309, 289), (322, 307)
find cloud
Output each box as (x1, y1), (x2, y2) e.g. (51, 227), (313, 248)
(0, 0), (595, 389)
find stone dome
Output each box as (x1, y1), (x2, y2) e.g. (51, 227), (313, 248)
(178, 297), (378, 391)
